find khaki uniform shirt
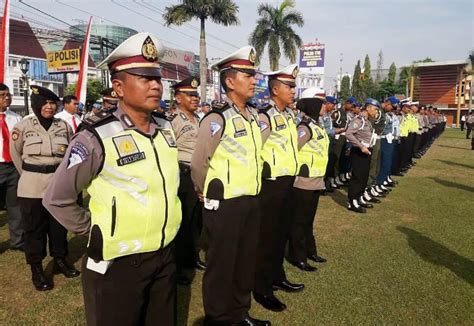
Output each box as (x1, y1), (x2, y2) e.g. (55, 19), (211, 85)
(10, 116), (73, 198)
(42, 107), (161, 235)
(170, 107), (200, 164)
(345, 114), (374, 150)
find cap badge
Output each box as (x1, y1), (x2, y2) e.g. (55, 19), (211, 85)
(191, 79), (198, 88)
(292, 67), (299, 78)
(31, 87), (39, 95)
(142, 36), (158, 62)
(111, 90), (118, 98)
(249, 49), (256, 64)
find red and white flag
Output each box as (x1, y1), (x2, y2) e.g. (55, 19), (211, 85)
(75, 16), (93, 105)
(0, 0), (10, 84)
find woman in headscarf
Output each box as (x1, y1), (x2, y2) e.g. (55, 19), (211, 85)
(10, 86), (79, 291)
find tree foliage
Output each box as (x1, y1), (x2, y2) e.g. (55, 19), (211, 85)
(339, 75), (351, 102)
(361, 54), (374, 98)
(249, 0), (304, 70)
(163, 0), (240, 101)
(65, 79), (103, 107)
(351, 60), (362, 102)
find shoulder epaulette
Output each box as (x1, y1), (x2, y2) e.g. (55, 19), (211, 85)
(152, 111), (172, 121)
(259, 104), (273, 114)
(246, 101), (257, 109)
(82, 109), (116, 127)
(211, 101), (230, 111)
(167, 112), (178, 121)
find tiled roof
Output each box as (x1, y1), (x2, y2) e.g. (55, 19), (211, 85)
(1, 18), (46, 58)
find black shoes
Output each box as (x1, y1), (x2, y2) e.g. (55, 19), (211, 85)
(195, 258), (207, 271)
(308, 254), (327, 263)
(253, 293), (286, 312)
(348, 200), (366, 213)
(272, 280), (304, 292)
(235, 316), (272, 326)
(290, 261), (317, 272)
(53, 258), (80, 278)
(31, 264), (53, 291)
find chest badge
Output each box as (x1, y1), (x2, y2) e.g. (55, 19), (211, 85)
(232, 117), (247, 137)
(160, 129), (177, 147)
(112, 134), (146, 166)
(274, 115), (287, 131)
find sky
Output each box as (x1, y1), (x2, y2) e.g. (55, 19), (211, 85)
(9, 0), (474, 87)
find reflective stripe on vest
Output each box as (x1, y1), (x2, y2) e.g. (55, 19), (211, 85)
(261, 107), (299, 178)
(203, 107), (263, 200)
(87, 118), (182, 260)
(297, 121), (329, 178)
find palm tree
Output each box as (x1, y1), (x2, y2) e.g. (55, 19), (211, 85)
(249, 0), (304, 71)
(163, 0), (239, 102)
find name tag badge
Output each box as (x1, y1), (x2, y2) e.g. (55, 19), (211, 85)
(274, 115), (287, 131)
(161, 129), (177, 147)
(112, 134), (146, 166)
(232, 117), (247, 138)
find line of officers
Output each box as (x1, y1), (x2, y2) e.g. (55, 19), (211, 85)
(3, 32), (447, 326)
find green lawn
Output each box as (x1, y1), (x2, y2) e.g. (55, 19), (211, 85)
(0, 128), (473, 325)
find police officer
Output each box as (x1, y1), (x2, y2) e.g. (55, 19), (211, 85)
(331, 96), (348, 186)
(43, 33), (181, 325)
(287, 90), (328, 271)
(366, 100), (387, 200)
(376, 96), (399, 189)
(170, 76), (205, 285)
(190, 46), (270, 326)
(321, 96), (337, 190)
(101, 87), (119, 111)
(0, 83), (23, 251)
(253, 64), (303, 312)
(345, 98), (380, 213)
(10, 85), (78, 291)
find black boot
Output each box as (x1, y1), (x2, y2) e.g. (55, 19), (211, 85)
(31, 264), (53, 291)
(53, 258), (80, 278)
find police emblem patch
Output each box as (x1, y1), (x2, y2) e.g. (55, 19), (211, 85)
(142, 36), (158, 62)
(210, 122), (221, 136)
(112, 135), (146, 166)
(11, 128), (20, 141)
(67, 142), (89, 169)
(259, 121), (269, 132)
(160, 129), (177, 147)
(274, 115), (287, 131)
(232, 117), (247, 137)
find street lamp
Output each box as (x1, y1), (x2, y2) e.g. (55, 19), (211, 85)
(19, 58), (30, 116)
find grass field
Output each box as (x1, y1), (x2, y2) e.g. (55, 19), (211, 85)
(0, 128), (473, 325)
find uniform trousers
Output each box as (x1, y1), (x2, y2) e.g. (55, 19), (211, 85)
(398, 136), (410, 170)
(467, 123), (472, 139)
(333, 135), (346, 177)
(202, 195), (260, 323)
(254, 176), (294, 296)
(0, 163), (23, 248)
(376, 138), (394, 184)
(339, 143), (352, 174)
(82, 244), (176, 326)
(368, 138), (381, 185)
(407, 133), (416, 163)
(391, 139), (401, 174)
(414, 133), (422, 155)
(348, 147), (372, 201)
(19, 197), (67, 264)
(176, 164), (203, 271)
(325, 138), (337, 179)
(287, 188), (321, 263)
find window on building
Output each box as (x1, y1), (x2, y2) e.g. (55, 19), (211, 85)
(12, 79), (25, 97)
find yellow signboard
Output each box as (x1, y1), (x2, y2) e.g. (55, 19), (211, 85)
(47, 49), (81, 74)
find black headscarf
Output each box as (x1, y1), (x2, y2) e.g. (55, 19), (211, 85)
(30, 86), (59, 130)
(296, 98), (324, 121)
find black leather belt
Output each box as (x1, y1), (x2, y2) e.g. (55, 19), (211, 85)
(178, 162), (191, 174)
(22, 162), (59, 174)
